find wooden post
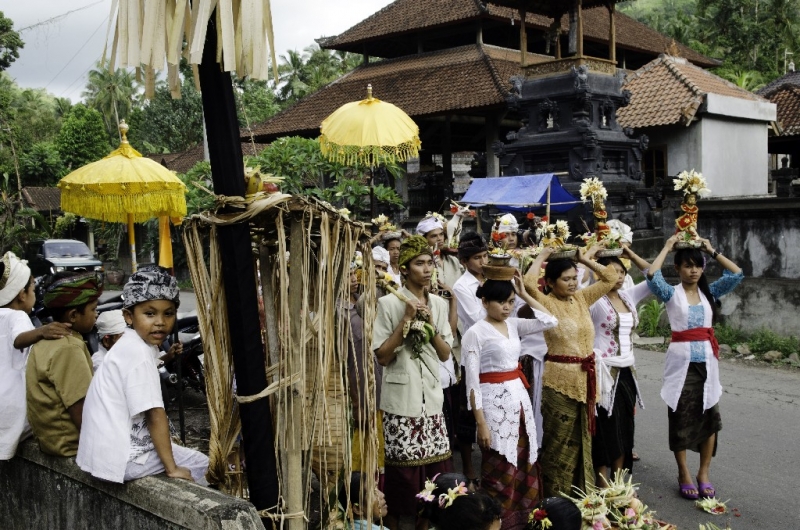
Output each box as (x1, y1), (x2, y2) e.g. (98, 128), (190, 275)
(519, 8), (527, 65)
(608, 2), (616, 64)
(286, 215), (305, 530)
(577, 0), (584, 57)
(546, 181), (552, 221)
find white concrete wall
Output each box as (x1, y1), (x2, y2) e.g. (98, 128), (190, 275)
(699, 117), (769, 196)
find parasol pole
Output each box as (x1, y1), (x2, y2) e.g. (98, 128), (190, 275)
(128, 214), (138, 273)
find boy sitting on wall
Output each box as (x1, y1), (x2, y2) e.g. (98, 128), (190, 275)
(77, 266), (208, 484)
(26, 272), (102, 457)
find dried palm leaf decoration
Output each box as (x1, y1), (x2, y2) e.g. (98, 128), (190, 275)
(104, 0), (279, 98)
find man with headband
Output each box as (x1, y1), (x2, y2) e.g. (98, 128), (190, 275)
(26, 272), (103, 457)
(1, 252), (73, 460)
(373, 235), (455, 528)
(78, 265), (208, 484)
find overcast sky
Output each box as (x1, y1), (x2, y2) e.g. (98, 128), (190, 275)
(4, 0), (393, 102)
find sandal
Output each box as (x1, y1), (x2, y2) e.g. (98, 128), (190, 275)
(697, 481), (716, 499)
(678, 482), (699, 500)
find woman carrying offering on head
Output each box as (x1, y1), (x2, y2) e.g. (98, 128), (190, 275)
(588, 245), (652, 486)
(522, 245), (618, 497)
(372, 235), (455, 530)
(461, 267), (557, 529)
(646, 234), (743, 501)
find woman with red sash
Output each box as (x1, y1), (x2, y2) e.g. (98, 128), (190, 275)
(521, 246), (618, 499)
(461, 271), (557, 529)
(646, 234), (743, 501)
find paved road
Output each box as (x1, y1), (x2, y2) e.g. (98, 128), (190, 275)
(632, 348), (800, 529)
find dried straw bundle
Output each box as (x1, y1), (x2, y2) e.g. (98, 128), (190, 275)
(186, 194), (379, 527)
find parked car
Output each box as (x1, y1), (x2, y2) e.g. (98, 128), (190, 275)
(25, 239), (104, 277)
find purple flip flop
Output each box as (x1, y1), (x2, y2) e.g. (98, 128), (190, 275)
(697, 481), (716, 499)
(679, 482), (699, 500)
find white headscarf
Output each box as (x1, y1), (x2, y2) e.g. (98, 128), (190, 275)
(496, 213), (519, 233)
(371, 246), (390, 266)
(95, 309), (127, 336)
(0, 251), (31, 307)
(416, 216), (443, 236)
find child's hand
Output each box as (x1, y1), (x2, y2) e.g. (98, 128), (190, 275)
(40, 322), (72, 340)
(168, 342), (183, 357)
(166, 465), (194, 482)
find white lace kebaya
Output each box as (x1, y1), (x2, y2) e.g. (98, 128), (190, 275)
(461, 313), (558, 465)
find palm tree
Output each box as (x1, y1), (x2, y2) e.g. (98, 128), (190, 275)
(82, 62), (141, 140)
(277, 49), (310, 102)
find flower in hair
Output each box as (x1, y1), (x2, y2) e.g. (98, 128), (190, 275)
(416, 478), (437, 503)
(437, 480), (469, 508)
(529, 508), (553, 529)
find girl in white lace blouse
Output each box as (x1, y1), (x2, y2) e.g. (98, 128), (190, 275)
(461, 272), (557, 528)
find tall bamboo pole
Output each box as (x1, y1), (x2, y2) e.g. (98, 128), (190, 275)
(286, 215), (304, 530)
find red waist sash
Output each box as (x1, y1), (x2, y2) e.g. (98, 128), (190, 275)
(671, 327), (720, 360)
(479, 363), (530, 389)
(545, 353), (597, 435)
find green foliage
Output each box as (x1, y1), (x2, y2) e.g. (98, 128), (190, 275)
(55, 104), (110, 171)
(277, 45), (362, 105)
(0, 173), (50, 254)
(20, 142), (65, 186)
(637, 299), (667, 337)
(89, 219), (124, 263)
(234, 78), (281, 128)
(746, 329), (799, 355)
(621, 0), (800, 86)
(179, 161), (215, 215)
(82, 62), (141, 141)
(0, 11), (24, 72)
(713, 323), (747, 346)
(127, 75), (203, 155)
(53, 212), (78, 237)
(250, 137), (404, 220)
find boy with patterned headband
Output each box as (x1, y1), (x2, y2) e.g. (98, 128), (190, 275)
(77, 265), (208, 484)
(26, 272), (103, 457)
(1, 252), (73, 460)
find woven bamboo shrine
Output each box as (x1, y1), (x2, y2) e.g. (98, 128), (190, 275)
(182, 193), (381, 528)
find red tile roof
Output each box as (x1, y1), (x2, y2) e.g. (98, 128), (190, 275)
(763, 84), (800, 136)
(245, 44), (535, 142)
(618, 55), (765, 129)
(149, 142), (269, 175)
(321, 0), (716, 68)
(21, 187), (62, 213)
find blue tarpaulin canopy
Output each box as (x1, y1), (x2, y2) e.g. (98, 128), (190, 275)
(460, 174), (581, 213)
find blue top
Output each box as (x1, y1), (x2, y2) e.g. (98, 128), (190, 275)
(352, 521), (383, 530)
(648, 269), (744, 362)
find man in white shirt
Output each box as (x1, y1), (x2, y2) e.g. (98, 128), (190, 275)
(451, 232), (489, 487)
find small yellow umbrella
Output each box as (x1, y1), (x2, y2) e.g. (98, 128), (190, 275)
(319, 84), (421, 167)
(58, 121), (187, 272)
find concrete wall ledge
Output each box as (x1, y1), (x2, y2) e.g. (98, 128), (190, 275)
(0, 440), (265, 530)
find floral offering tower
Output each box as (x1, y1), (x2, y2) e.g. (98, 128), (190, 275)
(673, 170), (711, 248)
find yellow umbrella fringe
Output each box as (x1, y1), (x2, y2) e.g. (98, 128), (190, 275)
(61, 189), (187, 224)
(319, 136), (421, 166)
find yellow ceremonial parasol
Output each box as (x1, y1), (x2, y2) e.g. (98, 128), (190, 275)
(58, 121), (187, 272)
(320, 84), (420, 166)
(319, 84), (420, 216)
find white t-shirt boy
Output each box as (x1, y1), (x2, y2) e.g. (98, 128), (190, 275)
(0, 308), (34, 460)
(77, 328), (177, 482)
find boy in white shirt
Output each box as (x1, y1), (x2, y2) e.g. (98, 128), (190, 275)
(0, 252), (72, 460)
(91, 309), (126, 372)
(77, 265), (208, 484)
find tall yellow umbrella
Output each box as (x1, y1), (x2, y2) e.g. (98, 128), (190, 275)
(319, 84), (421, 167)
(58, 121), (187, 272)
